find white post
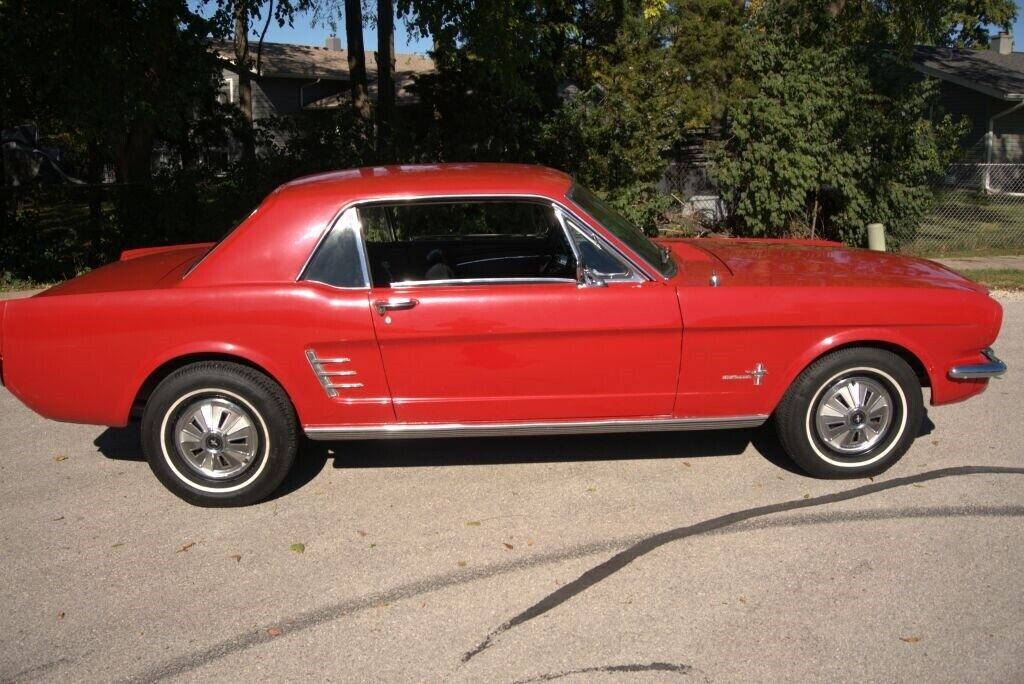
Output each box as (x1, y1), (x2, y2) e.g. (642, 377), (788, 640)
(867, 223), (886, 252)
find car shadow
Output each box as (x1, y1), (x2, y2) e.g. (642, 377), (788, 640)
(94, 422), (145, 461)
(92, 408), (936, 498)
(318, 424), (801, 473)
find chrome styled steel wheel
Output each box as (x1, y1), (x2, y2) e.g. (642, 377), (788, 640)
(173, 396), (260, 480)
(812, 375), (893, 455)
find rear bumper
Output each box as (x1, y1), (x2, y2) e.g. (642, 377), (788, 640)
(948, 348), (1007, 380)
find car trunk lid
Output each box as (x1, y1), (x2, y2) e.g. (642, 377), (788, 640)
(35, 243), (215, 298)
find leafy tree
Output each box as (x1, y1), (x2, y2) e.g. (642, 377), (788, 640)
(207, 0), (318, 157)
(714, 1), (970, 244)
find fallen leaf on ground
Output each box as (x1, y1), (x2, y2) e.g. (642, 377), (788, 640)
(802, 494), (810, 499)
(682, 461), (691, 468)
(289, 543), (305, 554)
(900, 636), (921, 644)
(503, 543), (514, 550)
(111, 543), (124, 549)
(913, 484), (925, 489)
(739, 596), (748, 604)
(53, 455), (67, 462)
(52, 516), (64, 522)
(457, 560), (467, 568)
(369, 543), (377, 548)
(267, 627), (283, 637)
(527, 539), (534, 547)
(356, 530), (368, 537)
(57, 612), (65, 621)
(229, 554), (242, 562)
(177, 541), (195, 553)
(586, 486), (597, 493)
(466, 521), (481, 527)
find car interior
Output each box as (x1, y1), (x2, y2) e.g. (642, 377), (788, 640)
(357, 201), (580, 286)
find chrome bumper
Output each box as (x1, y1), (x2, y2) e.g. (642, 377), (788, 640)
(948, 348), (1007, 380)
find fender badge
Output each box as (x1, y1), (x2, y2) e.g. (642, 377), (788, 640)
(722, 363), (768, 386)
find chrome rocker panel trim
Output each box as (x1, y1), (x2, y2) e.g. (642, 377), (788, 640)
(948, 347), (1007, 380)
(305, 414), (768, 441)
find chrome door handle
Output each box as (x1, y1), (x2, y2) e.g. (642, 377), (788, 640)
(374, 298), (418, 315)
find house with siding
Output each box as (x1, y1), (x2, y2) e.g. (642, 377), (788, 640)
(213, 37), (434, 120)
(912, 34), (1024, 192)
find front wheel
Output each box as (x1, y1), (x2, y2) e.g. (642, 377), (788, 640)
(775, 348), (923, 479)
(141, 361), (298, 507)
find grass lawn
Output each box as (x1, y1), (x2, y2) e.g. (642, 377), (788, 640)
(957, 268), (1024, 291)
(906, 189), (1024, 257)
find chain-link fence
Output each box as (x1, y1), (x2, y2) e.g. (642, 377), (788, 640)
(658, 134), (724, 234)
(902, 140), (1024, 256)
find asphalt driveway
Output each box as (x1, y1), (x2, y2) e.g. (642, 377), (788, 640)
(1, 293), (1021, 683)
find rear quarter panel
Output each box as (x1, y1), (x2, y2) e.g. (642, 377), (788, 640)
(1, 284), (392, 427)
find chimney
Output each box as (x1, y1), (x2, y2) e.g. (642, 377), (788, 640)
(991, 31), (1013, 55)
(325, 36), (342, 51)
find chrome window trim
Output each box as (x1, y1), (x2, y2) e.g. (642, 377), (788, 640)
(557, 209), (644, 284)
(564, 186), (671, 280)
(298, 207), (373, 290)
(390, 277), (577, 288)
(305, 414), (768, 441)
(295, 192), (658, 289)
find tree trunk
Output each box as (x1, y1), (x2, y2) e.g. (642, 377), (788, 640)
(345, 0), (372, 124)
(0, 116), (6, 237)
(86, 140), (102, 252)
(376, 0), (395, 159)
(234, 3), (255, 158)
(115, 118), (156, 184)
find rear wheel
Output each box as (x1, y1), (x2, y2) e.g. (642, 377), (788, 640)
(141, 361), (298, 507)
(775, 348), (923, 478)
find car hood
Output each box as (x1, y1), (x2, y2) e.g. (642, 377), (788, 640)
(663, 238), (987, 293)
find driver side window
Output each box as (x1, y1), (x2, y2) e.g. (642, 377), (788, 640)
(357, 199), (578, 287)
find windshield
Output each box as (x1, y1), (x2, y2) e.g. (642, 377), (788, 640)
(566, 185), (676, 277)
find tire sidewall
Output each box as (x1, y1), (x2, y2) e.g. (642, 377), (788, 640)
(142, 364), (296, 506)
(779, 349), (922, 478)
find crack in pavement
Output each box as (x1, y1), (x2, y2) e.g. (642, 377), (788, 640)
(121, 465), (1024, 682)
(511, 661), (708, 683)
(461, 465), (1024, 663)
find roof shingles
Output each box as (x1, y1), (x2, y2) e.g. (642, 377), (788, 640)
(912, 46), (1024, 100)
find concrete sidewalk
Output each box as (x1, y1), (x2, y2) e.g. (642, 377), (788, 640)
(934, 254), (1024, 271)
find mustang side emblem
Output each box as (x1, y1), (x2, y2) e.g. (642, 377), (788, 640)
(722, 362), (768, 386)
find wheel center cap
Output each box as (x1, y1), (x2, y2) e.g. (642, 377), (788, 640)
(205, 434), (224, 451)
(850, 411), (866, 426)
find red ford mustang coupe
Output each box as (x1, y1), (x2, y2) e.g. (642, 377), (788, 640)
(0, 164), (1006, 506)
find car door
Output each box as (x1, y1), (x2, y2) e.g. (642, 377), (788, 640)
(359, 198), (682, 424)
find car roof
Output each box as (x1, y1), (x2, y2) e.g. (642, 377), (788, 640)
(276, 163), (574, 201)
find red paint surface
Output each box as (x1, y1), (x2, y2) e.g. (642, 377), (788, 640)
(0, 164), (1003, 429)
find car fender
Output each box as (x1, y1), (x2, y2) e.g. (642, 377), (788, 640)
(124, 340), (300, 424)
(774, 327), (938, 406)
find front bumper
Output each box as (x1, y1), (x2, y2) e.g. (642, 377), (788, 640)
(948, 348), (1007, 380)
